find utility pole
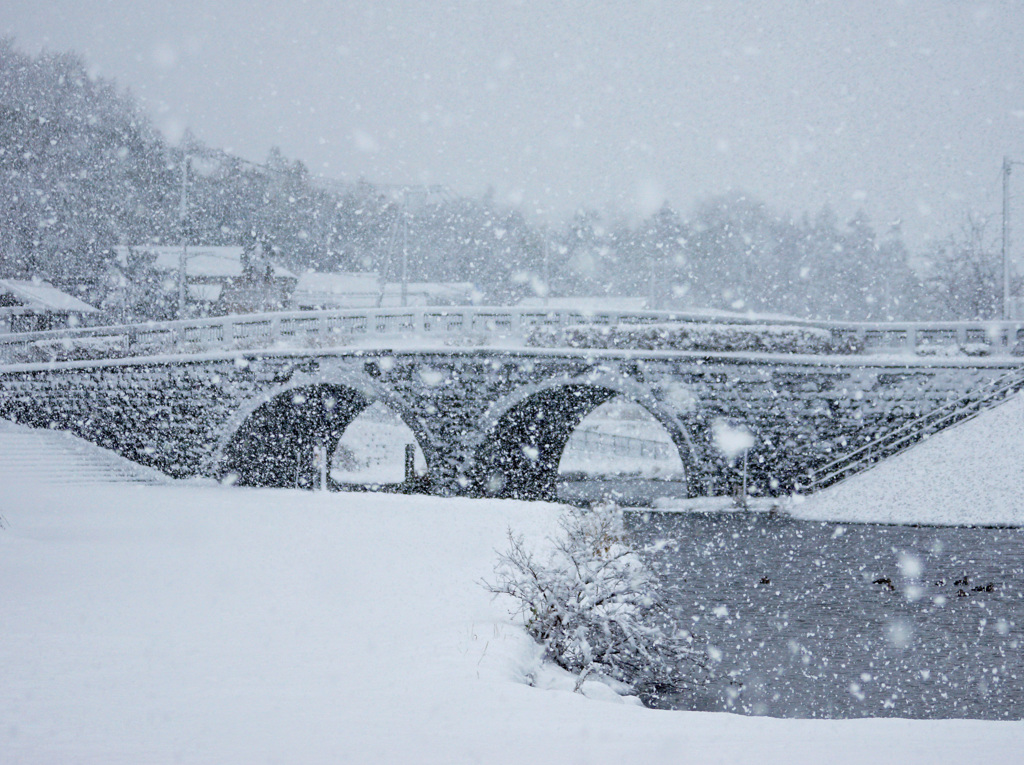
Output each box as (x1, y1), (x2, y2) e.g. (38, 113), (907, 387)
(1002, 157), (1024, 320)
(542, 234), (550, 308)
(177, 154), (190, 318)
(1003, 157), (1011, 320)
(376, 185), (450, 308)
(400, 208), (409, 307)
(648, 254), (657, 310)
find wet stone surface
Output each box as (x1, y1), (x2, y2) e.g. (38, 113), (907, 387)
(626, 511), (1024, 719)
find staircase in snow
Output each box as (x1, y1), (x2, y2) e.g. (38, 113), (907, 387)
(806, 364), (1024, 493)
(0, 420), (170, 486)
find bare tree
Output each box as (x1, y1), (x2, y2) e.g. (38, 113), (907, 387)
(922, 216), (1005, 319)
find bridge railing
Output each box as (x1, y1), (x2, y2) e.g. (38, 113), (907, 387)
(804, 364), (1024, 493)
(3, 306), (1024, 364)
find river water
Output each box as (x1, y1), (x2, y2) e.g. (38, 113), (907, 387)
(625, 511), (1024, 719)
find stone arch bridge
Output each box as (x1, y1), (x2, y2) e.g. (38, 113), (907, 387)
(1, 308), (1021, 500)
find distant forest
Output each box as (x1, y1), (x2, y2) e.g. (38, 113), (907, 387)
(0, 40), (1006, 322)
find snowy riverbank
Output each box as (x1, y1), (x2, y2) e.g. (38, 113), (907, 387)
(2, 471), (1022, 762)
(790, 393), (1024, 526)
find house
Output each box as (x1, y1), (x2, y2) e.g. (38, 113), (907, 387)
(290, 271), (476, 310)
(114, 245), (298, 316)
(385, 281), (477, 307)
(290, 272), (383, 310)
(0, 278), (99, 333)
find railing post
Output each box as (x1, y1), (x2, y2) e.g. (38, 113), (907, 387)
(511, 309), (523, 341)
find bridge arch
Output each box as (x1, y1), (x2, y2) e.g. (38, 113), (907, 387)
(470, 370), (701, 501)
(213, 369), (436, 488)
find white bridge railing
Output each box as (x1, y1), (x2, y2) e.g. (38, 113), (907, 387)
(3, 306), (1024, 364)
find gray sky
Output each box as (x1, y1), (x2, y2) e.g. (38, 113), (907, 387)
(6, 0), (1024, 250)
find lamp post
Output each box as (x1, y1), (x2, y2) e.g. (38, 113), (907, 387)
(712, 420), (754, 507)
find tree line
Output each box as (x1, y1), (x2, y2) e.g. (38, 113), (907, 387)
(0, 40), (1005, 322)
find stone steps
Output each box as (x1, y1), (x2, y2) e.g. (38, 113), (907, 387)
(0, 420), (170, 486)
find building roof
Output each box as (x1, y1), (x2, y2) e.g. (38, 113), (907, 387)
(517, 296), (649, 312)
(114, 246), (297, 280)
(292, 272), (477, 308)
(383, 282), (476, 302)
(0, 279), (98, 313)
(294, 271), (382, 296)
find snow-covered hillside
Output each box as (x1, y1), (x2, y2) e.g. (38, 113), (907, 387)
(1, 422), (1021, 763)
(792, 392), (1024, 526)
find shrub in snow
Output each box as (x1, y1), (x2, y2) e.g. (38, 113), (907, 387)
(487, 504), (707, 705)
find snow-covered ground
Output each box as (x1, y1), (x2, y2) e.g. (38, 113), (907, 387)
(791, 392), (1024, 526)
(1, 423), (1021, 763)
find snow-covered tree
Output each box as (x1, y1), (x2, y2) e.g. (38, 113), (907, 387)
(921, 216), (1006, 319)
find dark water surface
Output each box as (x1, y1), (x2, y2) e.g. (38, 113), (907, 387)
(625, 511), (1024, 719)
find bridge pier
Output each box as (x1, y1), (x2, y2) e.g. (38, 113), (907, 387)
(471, 383), (618, 500)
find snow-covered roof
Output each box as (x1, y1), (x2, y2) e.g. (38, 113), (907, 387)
(0, 279), (98, 313)
(383, 282), (475, 301)
(114, 246), (297, 280)
(518, 296), (649, 312)
(294, 271), (381, 296)
(292, 272), (476, 308)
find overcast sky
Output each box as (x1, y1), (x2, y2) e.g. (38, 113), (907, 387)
(5, 0), (1024, 250)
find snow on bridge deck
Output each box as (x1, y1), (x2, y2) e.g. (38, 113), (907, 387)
(2, 308), (1023, 502)
(2, 306), (1024, 365)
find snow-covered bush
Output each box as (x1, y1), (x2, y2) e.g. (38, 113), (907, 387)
(487, 504), (707, 704)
